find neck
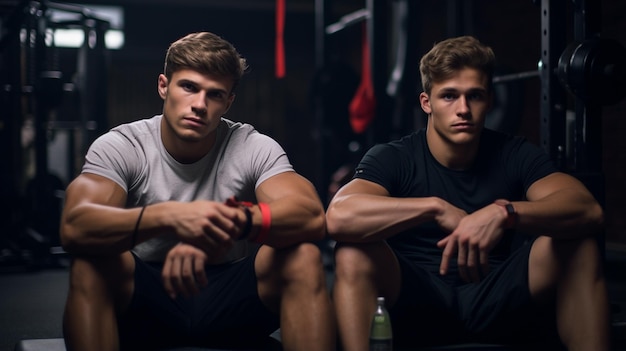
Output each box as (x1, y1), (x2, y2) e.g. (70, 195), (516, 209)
(426, 127), (479, 171)
(160, 118), (217, 164)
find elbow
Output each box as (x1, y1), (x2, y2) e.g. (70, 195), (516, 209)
(287, 200), (326, 243)
(310, 212), (327, 241)
(325, 209), (348, 241)
(59, 222), (81, 254)
(307, 201), (327, 241)
(589, 202), (605, 235)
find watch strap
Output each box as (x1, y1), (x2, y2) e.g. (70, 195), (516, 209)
(494, 199), (518, 229)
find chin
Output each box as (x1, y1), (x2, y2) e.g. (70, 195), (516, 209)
(451, 133), (479, 145)
(177, 131), (207, 143)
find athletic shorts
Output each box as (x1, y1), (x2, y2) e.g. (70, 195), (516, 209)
(389, 238), (559, 348)
(118, 248), (280, 350)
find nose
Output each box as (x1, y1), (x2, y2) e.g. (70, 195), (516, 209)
(191, 92), (208, 115)
(456, 95), (470, 117)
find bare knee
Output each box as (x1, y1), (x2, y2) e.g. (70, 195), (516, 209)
(334, 243), (378, 280)
(333, 242), (400, 301)
(554, 236), (603, 276)
(257, 243), (328, 309)
(279, 243), (326, 283)
(530, 236), (604, 297)
(68, 253), (135, 308)
(257, 243), (328, 288)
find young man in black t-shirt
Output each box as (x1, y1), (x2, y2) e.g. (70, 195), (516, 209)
(326, 36), (610, 350)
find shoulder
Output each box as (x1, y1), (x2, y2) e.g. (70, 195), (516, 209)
(367, 131), (422, 159)
(110, 115), (160, 139)
(85, 116), (161, 170)
(220, 118), (284, 150)
(480, 128), (539, 154)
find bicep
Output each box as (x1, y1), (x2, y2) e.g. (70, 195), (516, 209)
(64, 173), (128, 211)
(525, 172), (591, 202)
(334, 178), (390, 198)
(255, 171), (320, 204)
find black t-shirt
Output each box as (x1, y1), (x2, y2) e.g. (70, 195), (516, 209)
(354, 128), (557, 280)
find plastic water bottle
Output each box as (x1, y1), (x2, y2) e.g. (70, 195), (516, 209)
(369, 296), (393, 351)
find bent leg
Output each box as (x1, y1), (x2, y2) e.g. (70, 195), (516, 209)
(63, 252), (135, 351)
(255, 243), (335, 351)
(333, 242), (401, 351)
(529, 236), (610, 351)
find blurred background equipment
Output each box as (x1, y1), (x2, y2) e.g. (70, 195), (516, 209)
(0, 0), (115, 270)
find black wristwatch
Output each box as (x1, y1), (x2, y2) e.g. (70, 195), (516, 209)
(494, 199), (518, 229)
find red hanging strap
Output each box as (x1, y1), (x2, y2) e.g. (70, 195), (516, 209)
(275, 0), (286, 78)
(349, 23), (376, 134)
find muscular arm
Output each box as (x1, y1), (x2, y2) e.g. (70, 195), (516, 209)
(60, 173), (242, 256)
(60, 173), (135, 254)
(251, 171), (326, 248)
(436, 171), (604, 281)
(326, 179), (465, 242)
(513, 172), (604, 239)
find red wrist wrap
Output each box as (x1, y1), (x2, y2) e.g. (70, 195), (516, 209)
(255, 203), (271, 244)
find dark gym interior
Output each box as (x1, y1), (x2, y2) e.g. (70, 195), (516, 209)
(1, 0), (626, 350)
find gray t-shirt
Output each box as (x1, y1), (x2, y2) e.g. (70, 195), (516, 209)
(82, 115), (294, 263)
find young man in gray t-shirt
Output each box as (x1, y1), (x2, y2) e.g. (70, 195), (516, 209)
(60, 32), (335, 351)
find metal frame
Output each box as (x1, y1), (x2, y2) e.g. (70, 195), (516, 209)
(540, 0), (568, 169)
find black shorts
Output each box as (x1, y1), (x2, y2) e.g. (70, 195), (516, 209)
(389, 238), (558, 347)
(118, 249), (280, 350)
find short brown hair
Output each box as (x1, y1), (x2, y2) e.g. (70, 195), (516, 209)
(419, 36), (495, 94)
(164, 32), (248, 92)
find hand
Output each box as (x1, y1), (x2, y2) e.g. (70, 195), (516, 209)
(166, 200), (246, 256)
(433, 199), (467, 233)
(436, 203), (506, 283)
(162, 243), (209, 299)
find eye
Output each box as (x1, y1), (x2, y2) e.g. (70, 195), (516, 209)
(208, 91), (224, 98)
(468, 92), (486, 101)
(442, 93), (456, 101)
(207, 90), (229, 101)
(181, 82), (197, 92)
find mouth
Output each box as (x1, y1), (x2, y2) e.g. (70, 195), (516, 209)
(182, 116), (206, 127)
(451, 122), (474, 129)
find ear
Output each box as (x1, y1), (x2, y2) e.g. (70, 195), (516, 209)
(157, 74), (168, 100)
(419, 92), (432, 114)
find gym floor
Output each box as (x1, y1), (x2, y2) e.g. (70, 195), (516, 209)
(0, 246), (625, 351)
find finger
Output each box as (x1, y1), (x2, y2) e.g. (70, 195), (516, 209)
(467, 245), (480, 283)
(457, 242), (469, 283)
(439, 238), (457, 275)
(214, 205), (243, 237)
(162, 258), (176, 299)
(181, 256), (198, 297)
(169, 256), (185, 298)
(194, 228), (222, 255)
(437, 236), (449, 249)
(203, 221), (235, 244)
(194, 255), (208, 287)
(480, 251), (490, 277)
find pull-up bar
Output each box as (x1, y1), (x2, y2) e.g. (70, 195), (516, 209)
(326, 8), (370, 35)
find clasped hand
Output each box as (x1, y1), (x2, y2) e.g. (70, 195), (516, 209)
(162, 243), (209, 299)
(168, 200), (247, 254)
(436, 203), (506, 283)
(162, 200), (248, 299)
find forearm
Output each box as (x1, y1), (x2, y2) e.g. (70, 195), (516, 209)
(514, 188), (604, 239)
(253, 194), (326, 248)
(61, 202), (170, 255)
(326, 195), (441, 242)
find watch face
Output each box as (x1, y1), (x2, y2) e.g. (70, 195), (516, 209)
(494, 200), (517, 229)
(504, 203), (515, 215)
